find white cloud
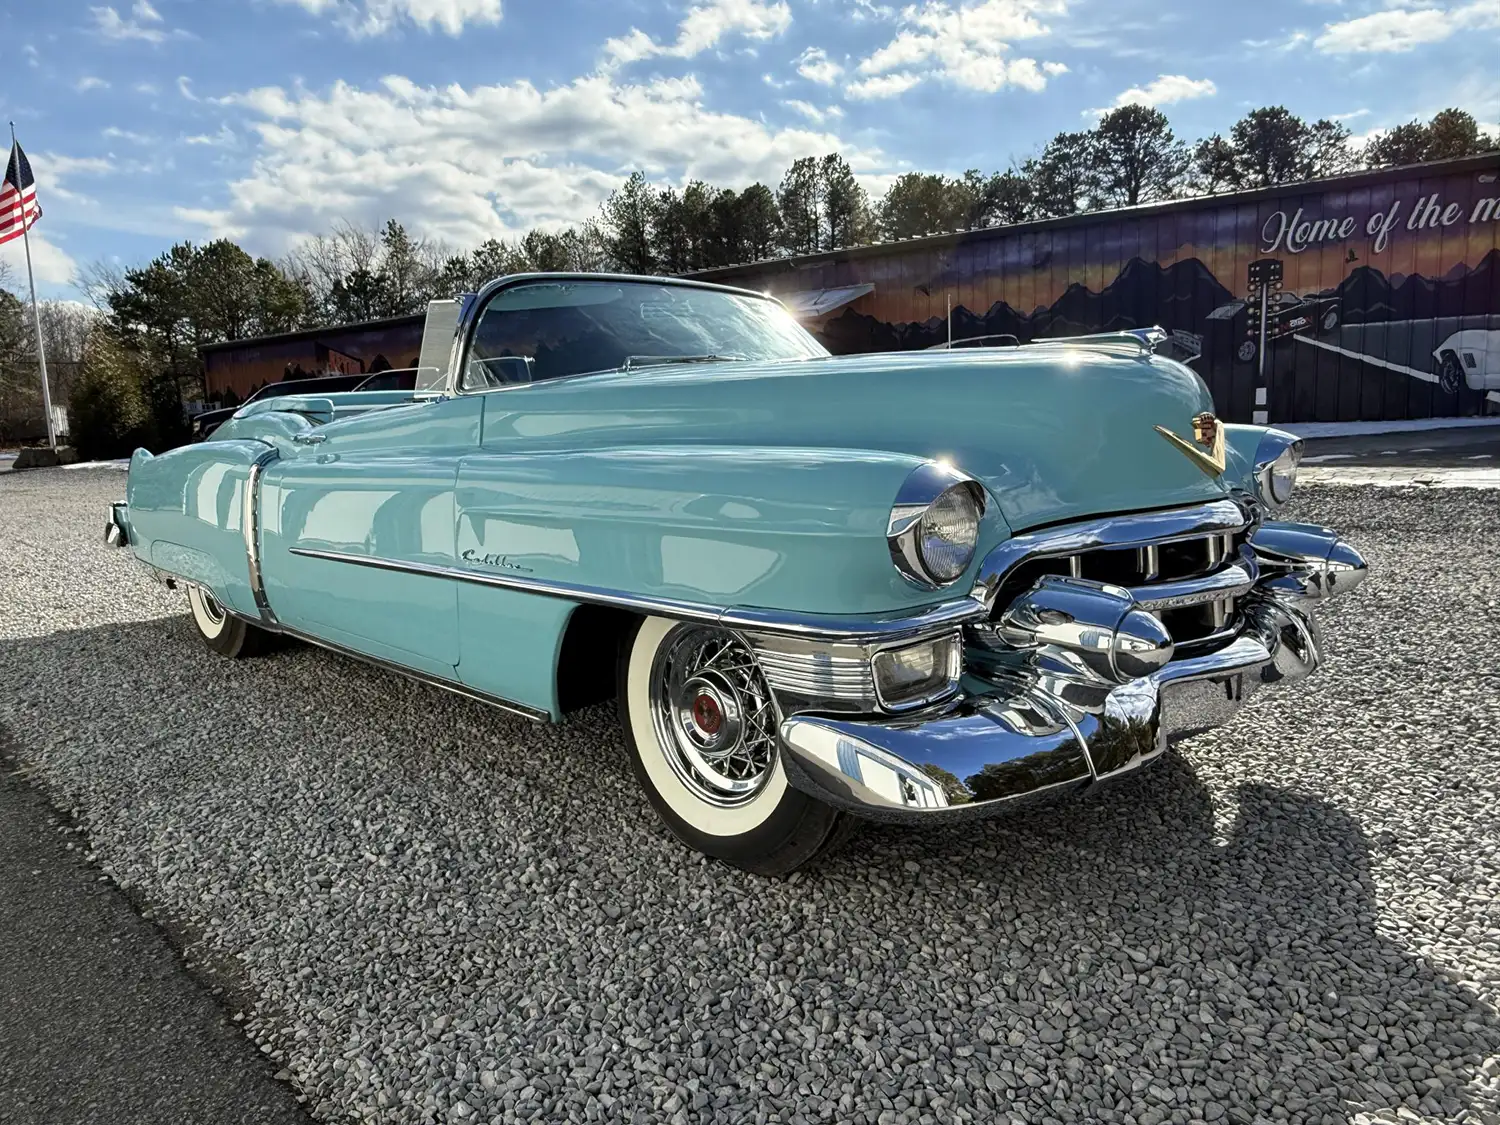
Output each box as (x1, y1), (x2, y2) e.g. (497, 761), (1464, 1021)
(1314, 1), (1500, 53)
(177, 76), (197, 100)
(271, 0), (504, 37)
(1108, 74), (1217, 109)
(604, 0), (791, 65)
(184, 125), (239, 148)
(33, 153), (117, 186)
(76, 76), (111, 92)
(188, 73), (882, 252)
(103, 126), (153, 143)
(796, 46), (844, 84)
(783, 99), (844, 123)
(855, 0), (1068, 96)
(91, 1), (189, 43)
(0, 231), (78, 288)
(847, 72), (923, 99)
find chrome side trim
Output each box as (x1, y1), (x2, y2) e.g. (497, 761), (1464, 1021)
(287, 546), (986, 642)
(254, 617), (549, 724)
(754, 647), (877, 700)
(970, 499), (1253, 610)
(243, 451), (281, 627)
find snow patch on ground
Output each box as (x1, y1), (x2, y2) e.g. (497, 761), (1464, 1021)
(1283, 417), (1500, 440)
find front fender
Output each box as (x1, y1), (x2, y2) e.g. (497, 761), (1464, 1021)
(455, 446), (1012, 616)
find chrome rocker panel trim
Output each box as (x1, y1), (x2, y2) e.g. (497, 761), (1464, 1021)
(269, 620), (550, 724)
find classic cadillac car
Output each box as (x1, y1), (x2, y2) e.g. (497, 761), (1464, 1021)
(105, 274), (1366, 874)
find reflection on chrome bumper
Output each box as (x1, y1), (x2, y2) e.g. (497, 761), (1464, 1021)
(778, 523), (1366, 824)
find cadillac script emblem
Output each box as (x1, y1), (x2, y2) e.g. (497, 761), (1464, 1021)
(1155, 411), (1227, 478)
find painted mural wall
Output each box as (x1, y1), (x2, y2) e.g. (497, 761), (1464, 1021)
(705, 157), (1500, 424)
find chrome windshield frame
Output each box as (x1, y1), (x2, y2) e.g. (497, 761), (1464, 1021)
(445, 272), (826, 397)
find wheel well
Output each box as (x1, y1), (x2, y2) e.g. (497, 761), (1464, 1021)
(556, 604), (642, 715)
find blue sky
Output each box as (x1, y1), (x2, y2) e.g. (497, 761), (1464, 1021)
(3, 0), (1498, 298)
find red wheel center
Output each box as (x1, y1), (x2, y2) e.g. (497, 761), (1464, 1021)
(692, 693), (723, 735)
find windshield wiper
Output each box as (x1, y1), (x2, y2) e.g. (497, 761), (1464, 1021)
(620, 354), (745, 372)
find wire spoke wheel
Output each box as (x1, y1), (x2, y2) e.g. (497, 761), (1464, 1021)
(648, 625), (779, 808)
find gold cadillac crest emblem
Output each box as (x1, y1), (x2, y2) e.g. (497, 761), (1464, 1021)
(1155, 411), (1227, 478)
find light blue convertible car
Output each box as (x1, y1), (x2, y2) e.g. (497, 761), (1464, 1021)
(106, 274), (1366, 874)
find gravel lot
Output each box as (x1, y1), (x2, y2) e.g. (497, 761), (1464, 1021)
(2, 468), (1498, 1125)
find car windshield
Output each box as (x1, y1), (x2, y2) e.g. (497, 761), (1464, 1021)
(461, 279), (828, 391)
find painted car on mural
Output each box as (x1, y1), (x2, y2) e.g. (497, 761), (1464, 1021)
(104, 274), (1367, 875)
(1434, 329), (1500, 394)
(1210, 291), (1341, 364)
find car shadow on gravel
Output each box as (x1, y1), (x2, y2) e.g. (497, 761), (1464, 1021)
(4, 616), (1498, 1125)
(830, 754), (1500, 1121)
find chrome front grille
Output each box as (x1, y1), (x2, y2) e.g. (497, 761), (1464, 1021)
(986, 528), (1253, 647)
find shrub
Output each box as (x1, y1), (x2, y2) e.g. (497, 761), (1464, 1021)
(68, 327), (150, 461)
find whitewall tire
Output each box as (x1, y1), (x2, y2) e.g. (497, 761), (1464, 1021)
(617, 616), (856, 875)
(187, 585), (270, 658)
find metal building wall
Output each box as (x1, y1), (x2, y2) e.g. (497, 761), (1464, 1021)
(696, 156), (1500, 424)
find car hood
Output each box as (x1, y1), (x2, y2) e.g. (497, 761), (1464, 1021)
(477, 349), (1230, 532)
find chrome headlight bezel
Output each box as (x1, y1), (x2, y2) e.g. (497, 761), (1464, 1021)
(1253, 430), (1302, 511)
(887, 463), (987, 590)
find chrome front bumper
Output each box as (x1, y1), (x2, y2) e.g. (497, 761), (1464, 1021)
(778, 520), (1367, 824)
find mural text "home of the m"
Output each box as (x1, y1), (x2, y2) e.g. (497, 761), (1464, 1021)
(1263, 191), (1500, 256)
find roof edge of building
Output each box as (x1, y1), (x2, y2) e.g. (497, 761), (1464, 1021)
(685, 153), (1500, 282)
(199, 312), (426, 356)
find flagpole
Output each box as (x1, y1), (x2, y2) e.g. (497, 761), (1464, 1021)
(10, 122), (56, 448)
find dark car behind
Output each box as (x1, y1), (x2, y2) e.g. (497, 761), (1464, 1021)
(191, 369), (418, 441)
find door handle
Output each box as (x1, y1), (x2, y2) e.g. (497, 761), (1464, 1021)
(293, 432), (327, 445)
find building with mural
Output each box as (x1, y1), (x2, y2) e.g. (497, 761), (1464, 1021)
(692, 154), (1500, 424)
(200, 312), (425, 405)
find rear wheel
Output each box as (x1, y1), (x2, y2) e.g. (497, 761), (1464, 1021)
(187, 585), (271, 658)
(618, 616), (857, 876)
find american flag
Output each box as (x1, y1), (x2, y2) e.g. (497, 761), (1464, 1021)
(0, 142), (42, 247)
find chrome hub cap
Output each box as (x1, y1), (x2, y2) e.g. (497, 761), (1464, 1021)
(650, 627), (779, 807)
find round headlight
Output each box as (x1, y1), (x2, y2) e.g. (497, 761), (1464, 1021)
(888, 464), (986, 589)
(1268, 443), (1300, 505)
(1252, 431), (1302, 510)
(1266, 444), (1302, 507)
(919, 486), (981, 583)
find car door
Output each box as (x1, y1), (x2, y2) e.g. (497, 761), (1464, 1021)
(257, 395), (483, 679)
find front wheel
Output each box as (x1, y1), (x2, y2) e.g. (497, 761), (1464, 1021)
(618, 617), (856, 876)
(187, 585), (271, 658)
(1438, 353), (1464, 396)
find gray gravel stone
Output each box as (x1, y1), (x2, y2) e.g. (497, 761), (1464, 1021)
(2, 470), (1499, 1125)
